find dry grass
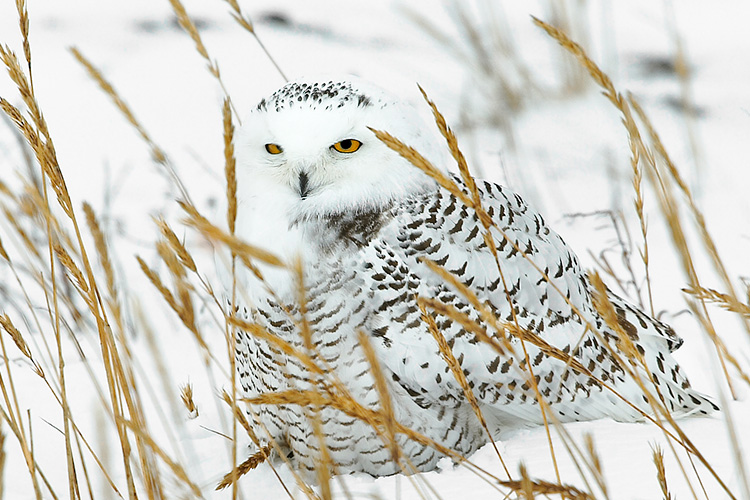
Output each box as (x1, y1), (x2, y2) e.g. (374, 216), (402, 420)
(418, 301), (510, 478)
(216, 444), (273, 491)
(499, 464), (594, 500)
(0, 2), (747, 500)
(180, 382), (199, 419)
(221, 0), (288, 82)
(652, 445), (674, 500)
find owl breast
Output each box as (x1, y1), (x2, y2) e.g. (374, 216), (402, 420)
(236, 226), (488, 477)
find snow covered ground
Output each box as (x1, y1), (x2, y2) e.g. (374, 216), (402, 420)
(0, 0), (748, 498)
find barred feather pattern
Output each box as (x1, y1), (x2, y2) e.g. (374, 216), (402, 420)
(234, 174), (716, 478)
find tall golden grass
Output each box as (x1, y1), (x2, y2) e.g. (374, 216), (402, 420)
(0, 1), (747, 499)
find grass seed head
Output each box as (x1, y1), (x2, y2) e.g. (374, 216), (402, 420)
(223, 98), (238, 235)
(157, 219), (197, 273)
(0, 314), (32, 359)
(179, 383), (198, 419)
(216, 444), (272, 491)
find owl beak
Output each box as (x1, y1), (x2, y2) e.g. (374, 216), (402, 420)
(298, 171), (310, 199)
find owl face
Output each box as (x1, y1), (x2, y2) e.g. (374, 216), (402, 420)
(235, 77), (445, 218)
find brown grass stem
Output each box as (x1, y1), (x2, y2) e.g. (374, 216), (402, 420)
(69, 47), (193, 206)
(221, 0), (288, 82)
(418, 301), (511, 479)
(652, 445), (673, 500)
(166, 0), (239, 120)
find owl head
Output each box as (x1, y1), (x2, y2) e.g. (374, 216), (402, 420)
(235, 76), (447, 220)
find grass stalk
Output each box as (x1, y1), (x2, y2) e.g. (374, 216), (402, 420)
(167, 0), (240, 119)
(418, 302), (511, 479)
(69, 47), (193, 206)
(221, 0), (288, 82)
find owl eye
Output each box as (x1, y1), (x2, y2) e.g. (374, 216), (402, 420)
(265, 143), (283, 154)
(331, 139), (362, 153)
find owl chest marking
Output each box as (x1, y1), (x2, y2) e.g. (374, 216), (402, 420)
(295, 206), (393, 253)
(326, 207), (390, 247)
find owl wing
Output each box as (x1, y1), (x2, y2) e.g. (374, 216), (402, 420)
(362, 176), (703, 423)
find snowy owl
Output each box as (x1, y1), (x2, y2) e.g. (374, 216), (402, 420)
(228, 76), (716, 478)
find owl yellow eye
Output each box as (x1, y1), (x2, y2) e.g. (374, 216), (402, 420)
(265, 143), (283, 154)
(332, 139), (362, 153)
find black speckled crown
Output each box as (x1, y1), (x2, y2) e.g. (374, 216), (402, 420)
(256, 80), (376, 112)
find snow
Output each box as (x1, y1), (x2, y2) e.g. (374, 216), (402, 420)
(0, 0), (748, 498)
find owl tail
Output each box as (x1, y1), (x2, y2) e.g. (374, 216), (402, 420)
(601, 291), (719, 419)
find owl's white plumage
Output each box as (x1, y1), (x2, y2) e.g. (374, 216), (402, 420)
(227, 76), (716, 478)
